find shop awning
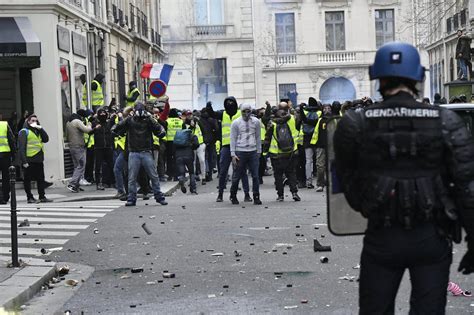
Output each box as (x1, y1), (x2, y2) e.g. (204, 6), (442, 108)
(0, 17), (41, 68)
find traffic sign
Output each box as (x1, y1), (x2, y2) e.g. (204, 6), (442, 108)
(149, 79), (167, 98)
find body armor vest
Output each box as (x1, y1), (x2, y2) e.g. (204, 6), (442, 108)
(356, 99), (448, 229)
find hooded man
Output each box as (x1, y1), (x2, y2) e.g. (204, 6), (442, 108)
(66, 110), (93, 193)
(91, 107), (115, 190)
(112, 102), (168, 206)
(229, 103), (262, 205)
(164, 107), (184, 181)
(301, 97), (322, 189)
(456, 29), (472, 80)
(124, 81), (141, 108)
(18, 115), (52, 203)
(91, 73), (105, 112)
(206, 97), (252, 203)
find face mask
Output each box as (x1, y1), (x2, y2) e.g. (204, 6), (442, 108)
(98, 114), (107, 122)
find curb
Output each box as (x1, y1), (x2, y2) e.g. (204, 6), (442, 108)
(0, 260), (57, 311)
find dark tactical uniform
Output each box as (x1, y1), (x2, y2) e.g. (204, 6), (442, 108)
(334, 91), (474, 313)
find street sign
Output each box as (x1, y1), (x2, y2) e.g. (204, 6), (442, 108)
(149, 79), (167, 98)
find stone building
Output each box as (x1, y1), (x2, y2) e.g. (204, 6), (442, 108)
(0, 0), (164, 181)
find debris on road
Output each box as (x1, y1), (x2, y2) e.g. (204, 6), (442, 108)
(234, 250), (242, 257)
(338, 275), (357, 282)
(208, 294), (216, 298)
(93, 228), (99, 234)
(18, 219), (30, 227)
(57, 265), (70, 276)
(320, 256), (329, 263)
(131, 268), (144, 273)
(64, 279), (79, 287)
(162, 272), (175, 278)
(284, 305), (298, 310)
(120, 275), (131, 279)
(313, 239), (332, 252)
(211, 252), (224, 257)
(146, 281), (157, 285)
(141, 223), (152, 235)
(301, 300), (308, 304)
(353, 264), (360, 269)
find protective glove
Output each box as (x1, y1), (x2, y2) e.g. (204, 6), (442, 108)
(22, 163), (29, 168)
(459, 250), (474, 274)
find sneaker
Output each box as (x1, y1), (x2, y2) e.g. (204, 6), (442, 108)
(216, 192), (223, 202)
(316, 186), (324, 192)
(191, 190), (198, 195)
(276, 195), (284, 202)
(114, 192), (126, 199)
(156, 198), (168, 206)
(79, 179), (92, 186)
(39, 197), (53, 203)
(27, 197), (38, 204)
(180, 182), (187, 194)
(125, 200), (136, 207)
(292, 192), (301, 202)
(244, 193), (253, 202)
(97, 184), (105, 190)
(230, 195), (239, 205)
(67, 185), (79, 193)
(253, 194), (262, 205)
(307, 183), (315, 189)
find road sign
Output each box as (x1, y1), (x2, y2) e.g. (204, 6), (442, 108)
(149, 80), (167, 98)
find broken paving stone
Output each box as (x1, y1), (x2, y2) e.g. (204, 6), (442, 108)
(149, 215), (156, 219)
(160, 222), (165, 224)
(296, 225), (301, 228)
(162, 272), (175, 278)
(223, 285), (229, 288)
(286, 284), (293, 288)
(131, 268), (144, 273)
(313, 239), (332, 252)
(130, 305), (137, 308)
(320, 257), (329, 263)
(211, 252), (224, 257)
(296, 233), (301, 237)
(18, 219), (30, 227)
(208, 294), (216, 298)
(64, 279), (79, 287)
(284, 305), (298, 310)
(282, 252), (287, 255)
(321, 234), (326, 238)
(249, 243), (255, 246)
(338, 275), (357, 282)
(301, 300), (309, 304)
(133, 236), (141, 239)
(234, 250), (242, 257)
(173, 284), (181, 288)
(141, 223), (152, 235)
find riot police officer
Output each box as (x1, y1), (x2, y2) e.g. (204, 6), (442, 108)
(334, 42), (474, 313)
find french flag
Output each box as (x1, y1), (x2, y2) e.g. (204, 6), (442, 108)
(140, 63), (174, 84)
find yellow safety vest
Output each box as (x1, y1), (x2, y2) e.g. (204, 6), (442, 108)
(216, 140), (221, 154)
(153, 135), (160, 147)
(83, 117), (94, 148)
(126, 88), (141, 108)
(194, 123), (204, 145)
(166, 117), (184, 142)
(0, 122), (10, 153)
(22, 128), (43, 158)
(221, 110), (241, 145)
(82, 83), (88, 107)
(268, 116), (299, 155)
(310, 118), (323, 145)
(113, 116), (126, 150)
(91, 80), (104, 107)
(260, 120), (267, 156)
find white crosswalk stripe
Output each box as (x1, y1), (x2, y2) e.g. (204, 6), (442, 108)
(0, 202), (120, 258)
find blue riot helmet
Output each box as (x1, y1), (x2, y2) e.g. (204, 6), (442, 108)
(369, 42), (425, 82)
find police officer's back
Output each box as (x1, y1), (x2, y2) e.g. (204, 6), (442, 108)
(334, 42), (474, 314)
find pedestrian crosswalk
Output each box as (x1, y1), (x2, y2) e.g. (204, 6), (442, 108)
(0, 201), (123, 258)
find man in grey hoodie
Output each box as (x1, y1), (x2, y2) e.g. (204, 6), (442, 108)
(66, 110), (93, 193)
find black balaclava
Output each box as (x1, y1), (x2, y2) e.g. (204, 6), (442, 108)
(134, 102), (148, 118)
(129, 81), (137, 90)
(223, 96), (238, 116)
(97, 108), (108, 122)
(94, 73), (105, 84)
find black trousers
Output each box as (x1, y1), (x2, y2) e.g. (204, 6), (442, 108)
(271, 156), (298, 196)
(296, 145), (306, 184)
(158, 141), (166, 177)
(94, 148), (114, 185)
(165, 141), (176, 178)
(0, 155), (11, 202)
(23, 162), (46, 199)
(85, 147), (95, 182)
(360, 223), (452, 314)
(258, 154), (267, 180)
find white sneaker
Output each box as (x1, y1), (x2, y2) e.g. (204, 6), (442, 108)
(79, 179), (92, 186)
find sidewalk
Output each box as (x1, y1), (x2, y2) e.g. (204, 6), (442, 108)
(0, 180), (180, 312)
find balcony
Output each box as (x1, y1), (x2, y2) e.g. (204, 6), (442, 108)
(262, 50), (376, 69)
(187, 25), (232, 38)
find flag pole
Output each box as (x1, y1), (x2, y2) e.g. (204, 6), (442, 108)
(143, 78), (147, 103)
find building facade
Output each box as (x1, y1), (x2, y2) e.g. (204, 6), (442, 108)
(0, 0), (164, 182)
(161, 0), (256, 110)
(424, 0), (471, 100)
(162, 0), (418, 110)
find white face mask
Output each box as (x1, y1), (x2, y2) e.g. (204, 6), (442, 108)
(30, 122), (38, 128)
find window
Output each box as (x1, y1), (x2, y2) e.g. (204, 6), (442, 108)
(279, 83), (297, 105)
(461, 9), (467, 26)
(195, 0), (223, 25)
(375, 9), (394, 48)
(275, 13), (296, 54)
(453, 13), (459, 30)
(325, 11), (345, 51)
(197, 58), (228, 108)
(447, 17), (452, 34)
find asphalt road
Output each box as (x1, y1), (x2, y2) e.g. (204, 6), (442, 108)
(22, 178), (474, 314)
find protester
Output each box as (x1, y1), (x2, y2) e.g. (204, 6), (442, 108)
(0, 119), (16, 204)
(18, 115), (52, 203)
(174, 119), (199, 195)
(111, 102), (168, 206)
(66, 110), (93, 193)
(229, 103), (262, 205)
(91, 107), (115, 190)
(124, 81), (141, 108)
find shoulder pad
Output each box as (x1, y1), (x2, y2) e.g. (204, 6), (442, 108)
(440, 108), (465, 132)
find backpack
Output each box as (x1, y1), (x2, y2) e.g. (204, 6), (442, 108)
(275, 123), (294, 153)
(174, 129), (192, 147)
(302, 111), (319, 135)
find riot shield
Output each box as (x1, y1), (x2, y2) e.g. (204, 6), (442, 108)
(326, 117), (367, 236)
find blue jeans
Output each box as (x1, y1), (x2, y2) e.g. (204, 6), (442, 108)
(459, 58), (468, 79)
(230, 151), (259, 195)
(218, 146), (249, 194)
(114, 150), (127, 194)
(127, 151), (164, 202)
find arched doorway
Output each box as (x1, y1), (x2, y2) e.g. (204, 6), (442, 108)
(319, 77), (356, 104)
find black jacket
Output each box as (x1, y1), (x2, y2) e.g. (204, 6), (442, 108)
(92, 118), (114, 149)
(18, 123), (49, 164)
(112, 114), (165, 152)
(0, 122), (16, 160)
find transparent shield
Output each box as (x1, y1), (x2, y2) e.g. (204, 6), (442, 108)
(326, 117), (367, 236)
